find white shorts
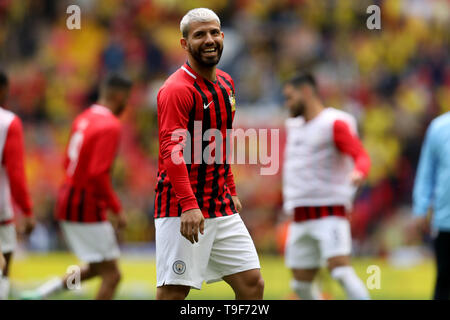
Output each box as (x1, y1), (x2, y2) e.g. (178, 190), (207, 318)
(60, 221), (120, 263)
(155, 214), (261, 290)
(285, 216), (352, 269)
(0, 224), (16, 253)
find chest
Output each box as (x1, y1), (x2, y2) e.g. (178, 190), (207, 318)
(191, 80), (236, 130)
(286, 121), (333, 155)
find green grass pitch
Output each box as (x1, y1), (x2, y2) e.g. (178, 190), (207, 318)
(9, 253), (435, 300)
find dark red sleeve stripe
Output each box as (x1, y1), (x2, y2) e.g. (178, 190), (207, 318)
(154, 172), (166, 218)
(66, 186), (74, 221)
(165, 185), (172, 217)
(294, 205), (347, 222)
(77, 189), (85, 222)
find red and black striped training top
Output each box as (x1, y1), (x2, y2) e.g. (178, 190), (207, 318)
(155, 62), (238, 219)
(55, 104), (122, 223)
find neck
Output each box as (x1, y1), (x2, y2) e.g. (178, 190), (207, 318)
(304, 99), (324, 122)
(97, 99), (113, 111)
(187, 57), (217, 82)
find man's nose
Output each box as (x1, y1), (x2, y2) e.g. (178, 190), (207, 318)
(204, 33), (215, 45)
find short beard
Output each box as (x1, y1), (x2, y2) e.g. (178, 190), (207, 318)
(290, 103), (305, 118)
(188, 43), (223, 68)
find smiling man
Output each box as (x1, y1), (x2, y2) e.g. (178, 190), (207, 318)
(154, 8), (264, 300)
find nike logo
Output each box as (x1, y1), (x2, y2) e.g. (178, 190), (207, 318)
(203, 101), (213, 109)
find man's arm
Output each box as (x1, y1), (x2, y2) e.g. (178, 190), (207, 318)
(159, 87), (199, 212)
(412, 124), (437, 217)
(333, 119), (371, 184)
(159, 86), (203, 243)
(3, 117), (33, 217)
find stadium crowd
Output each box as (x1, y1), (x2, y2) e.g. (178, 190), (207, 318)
(0, 0), (449, 255)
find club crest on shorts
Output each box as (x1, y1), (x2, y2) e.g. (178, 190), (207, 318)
(172, 260), (186, 275)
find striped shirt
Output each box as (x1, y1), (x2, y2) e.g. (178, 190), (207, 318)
(155, 63), (238, 219)
(55, 104), (122, 223)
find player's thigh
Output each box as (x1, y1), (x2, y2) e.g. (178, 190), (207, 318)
(223, 268), (264, 293)
(90, 259), (120, 278)
(291, 268), (320, 282)
(206, 214), (260, 284)
(156, 284), (191, 300)
(285, 222), (321, 270)
(155, 217), (216, 290)
(311, 217), (352, 263)
(0, 251), (5, 271)
(327, 255), (351, 271)
(60, 221), (120, 263)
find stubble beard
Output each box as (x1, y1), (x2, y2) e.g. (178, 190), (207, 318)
(188, 43), (223, 68)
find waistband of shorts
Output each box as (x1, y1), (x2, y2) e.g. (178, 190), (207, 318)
(294, 205), (346, 222)
(0, 219), (14, 226)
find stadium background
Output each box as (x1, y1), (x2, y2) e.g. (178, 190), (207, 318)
(1, 0), (449, 299)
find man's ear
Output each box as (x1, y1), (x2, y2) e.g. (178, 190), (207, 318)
(180, 38), (188, 51)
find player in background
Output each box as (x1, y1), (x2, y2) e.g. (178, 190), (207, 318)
(21, 74), (131, 300)
(282, 73), (371, 300)
(0, 247), (5, 274)
(412, 112), (450, 300)
(155, 8), (264, 300)
(0, 71), (35, 300)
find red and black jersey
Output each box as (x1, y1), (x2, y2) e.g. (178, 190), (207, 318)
(155, 62), (238, 219)
(56, 104), (122, 223)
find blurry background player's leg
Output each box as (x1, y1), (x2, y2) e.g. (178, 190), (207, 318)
(0, 252), (12, 300)
(328, 255), (370, 300)
(0, 252), (4, 271)
(290, 268), (321, 300)
(22, 260), (121, 299)
(0, 248), (3, 299)
(93, 259), (121, 300)
(433, 231), (450, 300)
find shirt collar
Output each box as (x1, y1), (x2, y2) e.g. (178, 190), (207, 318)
(91, 104), (112, 115)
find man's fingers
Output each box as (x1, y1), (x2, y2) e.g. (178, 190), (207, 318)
(199, 218), (205, 235)
(192, 222), (200, 243)
(180, 221), (187, 239)
(186, 220), (195, 244)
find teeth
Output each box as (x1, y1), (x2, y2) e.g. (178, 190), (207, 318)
(204, 48), (215, 52)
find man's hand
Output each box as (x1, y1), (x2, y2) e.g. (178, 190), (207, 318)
(117, 213), (127, 230)
(180, 208), (204, 244)
(22, 216), (36, 236)
(350, 170), (365, 187)
(411, 216), (430, 236)
(231, 196), (242, 212)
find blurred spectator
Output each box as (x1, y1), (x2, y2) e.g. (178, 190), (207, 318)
(0, 0), (448, 255)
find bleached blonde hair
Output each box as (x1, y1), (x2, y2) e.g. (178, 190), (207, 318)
(180, 8), (221, 38)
